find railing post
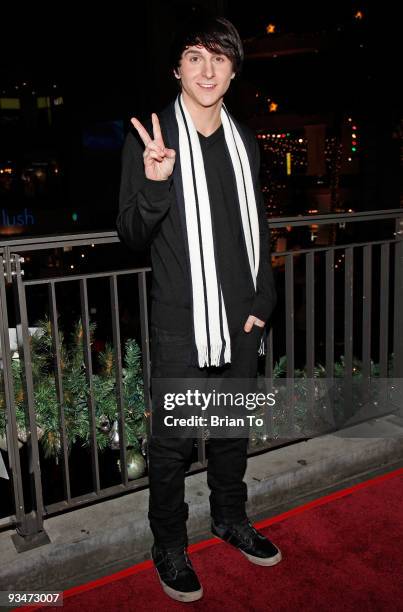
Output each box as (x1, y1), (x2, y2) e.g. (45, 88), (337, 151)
(138, 271), (152, 443)
(9, 253), (50, 551)
(394, 217), (403, 378)
(0, 255), (28, 537)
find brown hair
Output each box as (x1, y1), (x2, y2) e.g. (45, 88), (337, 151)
(169, 15), (244, 80)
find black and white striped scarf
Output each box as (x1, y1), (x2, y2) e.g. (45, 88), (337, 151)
(174, 93), (261, 368)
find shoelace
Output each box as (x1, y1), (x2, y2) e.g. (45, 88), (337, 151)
(163, 546), (193, 573)
(232, 520), (260, 543)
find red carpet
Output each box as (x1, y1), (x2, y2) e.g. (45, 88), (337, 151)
(21, 467), (403, 611)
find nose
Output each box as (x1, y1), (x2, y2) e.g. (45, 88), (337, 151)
(201, 58), (215, 79)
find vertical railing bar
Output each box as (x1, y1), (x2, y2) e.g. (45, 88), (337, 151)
(12, 255), (45, 534)
(325, 250), (334, 378)
(79, 278), (100, 494)
(362, 245), (372, 378)
(393, 217), (403, 378)
(48, 281), (71, 502)
(197, 436), (207, 466)
(344, 248), (354, 374)
(265, 325), (274, 380)
(344, 247), (354, 422)
(285, 254), (295, 437)
(306, 251), (315, 377)
(306, 251), (315, 436)
(110, 275), (128, 487)
(285, 254), (295, 379)
(3, 246), (12, 283)
(138, 271), (151, 441)
(0, 255), (27, 532)
(264, 326), (274, 442)
(325, 249), (335, 429)
(379, 243), (390, 378)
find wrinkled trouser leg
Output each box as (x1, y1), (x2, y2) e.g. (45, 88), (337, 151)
(206, 326), (262, 524)
(147, 435), (194, 547)
(148, 325), (202, 547)
(207, 437), (249, 524)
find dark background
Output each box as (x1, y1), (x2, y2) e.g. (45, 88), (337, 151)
(0, 0), (401, 235)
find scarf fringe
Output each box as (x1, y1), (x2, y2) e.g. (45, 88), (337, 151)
(196, 341), (230, 368)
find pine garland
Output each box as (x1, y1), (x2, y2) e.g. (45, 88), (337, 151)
(0, 317), (146, 458)
(0, 321), (396, 457)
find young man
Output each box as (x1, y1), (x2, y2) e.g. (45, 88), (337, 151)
(117, 15), (280, 603)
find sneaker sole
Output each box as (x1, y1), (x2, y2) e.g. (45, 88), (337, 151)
(240, 548), (283, 566)
(156, 571), (204, 602)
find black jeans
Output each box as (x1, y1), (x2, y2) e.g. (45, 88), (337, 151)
(147, 322), (263, 548)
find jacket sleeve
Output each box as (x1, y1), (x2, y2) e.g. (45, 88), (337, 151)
(249, 135), (277, 323)
(116, 130), (173, 252)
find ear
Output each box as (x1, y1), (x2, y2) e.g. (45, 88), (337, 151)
(231, 73), (235, 79)
(173, 69), (181, 79)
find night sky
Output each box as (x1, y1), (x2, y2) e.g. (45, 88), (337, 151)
(0, 0), (400, 228)
(1, 1), (396, 114)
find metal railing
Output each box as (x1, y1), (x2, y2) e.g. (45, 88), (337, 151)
(0, 209), (402, 550)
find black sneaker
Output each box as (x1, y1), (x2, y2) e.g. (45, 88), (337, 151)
(211, 517), (282, 567)
(151, 543), (203, 602)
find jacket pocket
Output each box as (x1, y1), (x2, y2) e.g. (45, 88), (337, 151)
(152, 326), (192, 365)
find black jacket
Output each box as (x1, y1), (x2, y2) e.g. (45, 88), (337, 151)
(116, 99), (277, 335)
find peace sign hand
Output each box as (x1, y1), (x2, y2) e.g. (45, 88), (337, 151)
(131, 113), (176, 182)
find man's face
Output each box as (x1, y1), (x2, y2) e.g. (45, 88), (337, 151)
(175, 45), (235, 109)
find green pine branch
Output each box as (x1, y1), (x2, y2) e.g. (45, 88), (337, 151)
(0, 317), (146, 458)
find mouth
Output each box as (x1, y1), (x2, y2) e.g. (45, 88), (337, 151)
(197, 83), (217, 90)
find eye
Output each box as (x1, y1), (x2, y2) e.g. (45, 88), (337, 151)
(189, 56), (200, 62)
